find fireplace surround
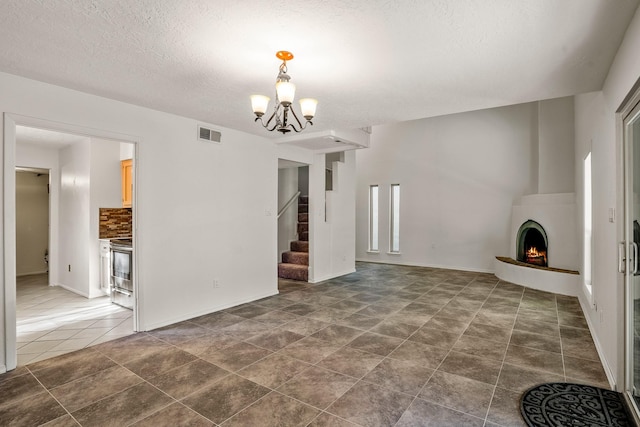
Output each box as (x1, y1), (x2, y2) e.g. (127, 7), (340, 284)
(496, 192), (579, 296)
(516, 220), (548, 267)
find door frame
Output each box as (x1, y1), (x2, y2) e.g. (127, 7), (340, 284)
(14, 166), (52, 279)
(3, 113), (140, 371)
(620, 83), (640, 424)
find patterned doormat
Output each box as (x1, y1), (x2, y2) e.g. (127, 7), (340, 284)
(521, 383), (633, 426)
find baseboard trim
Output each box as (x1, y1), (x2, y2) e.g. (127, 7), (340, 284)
(310, 269), (356, 283)
(355, 258), (494, 274)
(55, 283), (90, 298)
(16, 270), (48, 277)
(0, 364), (6, 374)
(141, 289), (279, 332)
(579, 296), (617, 390)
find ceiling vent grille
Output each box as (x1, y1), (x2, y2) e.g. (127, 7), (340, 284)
(198, 125), (221, 143)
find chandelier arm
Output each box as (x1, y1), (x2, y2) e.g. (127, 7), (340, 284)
(263, 105), (279, 128)
(252, 51), (316, 134)
(253, 110), (282, 132)
(288, 106), (305, 130)
(267, 121), (281, 132)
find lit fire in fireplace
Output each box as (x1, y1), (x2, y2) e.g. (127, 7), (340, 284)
(525, 247), (547, 266)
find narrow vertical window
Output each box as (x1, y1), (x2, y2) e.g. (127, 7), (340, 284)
(584, 152), (592, 295)
(369, 185), (379, 251)
(390, 184), (400, 253)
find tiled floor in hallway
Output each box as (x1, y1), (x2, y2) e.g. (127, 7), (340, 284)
(1, 263), (608, 426)
(16, 273), (134, 366)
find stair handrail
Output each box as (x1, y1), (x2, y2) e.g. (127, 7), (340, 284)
(277, 191), (301, 219)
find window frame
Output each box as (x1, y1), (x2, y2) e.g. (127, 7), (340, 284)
(368, 185), (379, 252)
(389, 183), (401, 253)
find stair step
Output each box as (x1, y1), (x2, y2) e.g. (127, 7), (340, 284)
(297, 222), (309, 234)
(282, 251), (309, 265)
(298, 204), (308, 214)
(298, 213), (308, 223)
(299, 231), (309, 241)
(278, 263), (308, 281)
(291, 240), (309, 252)
(299, 195), (309, 204)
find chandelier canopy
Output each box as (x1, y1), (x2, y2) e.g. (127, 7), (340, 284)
(251, 51), (318, 134)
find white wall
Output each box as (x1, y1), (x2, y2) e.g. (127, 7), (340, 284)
(277, 167), (299, 262)
(309, 150), (357, 282)
(0, 71), (281, 371)
(16, 172), (49, 276)
(538, 97), (575, 194)
(510, 193), (578, 271)
(88, 138), (121, 297)
(574, 5), (640, 389)
(58, 139), (92, 296)
(299, 166), (309, 195)
(120, 142), (134, 161)
(356, 103), (539, 272)
(574, 91), (620, 387)
(17, 138), (122, 296)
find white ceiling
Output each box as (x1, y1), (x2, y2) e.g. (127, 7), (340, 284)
(0, 1), (638, 138)
(16, 126), (88, 149)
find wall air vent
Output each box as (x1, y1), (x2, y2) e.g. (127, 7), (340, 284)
(198, 125), (222, 143)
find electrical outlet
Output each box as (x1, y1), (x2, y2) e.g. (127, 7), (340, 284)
(213, 279), (220, 288)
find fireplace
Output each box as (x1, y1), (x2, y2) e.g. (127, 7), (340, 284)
(516, 220), (548, 267)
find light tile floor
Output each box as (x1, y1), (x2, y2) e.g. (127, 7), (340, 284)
(1, 263), (610, 426)
(16, 273), (133, 366)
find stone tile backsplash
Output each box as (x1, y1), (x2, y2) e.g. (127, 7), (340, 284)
(99, 208), (132, 238)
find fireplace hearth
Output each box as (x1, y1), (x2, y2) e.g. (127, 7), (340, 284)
(516, 220), (548, 267)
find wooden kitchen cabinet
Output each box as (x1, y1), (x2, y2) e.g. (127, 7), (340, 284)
(121, 159), (133, 208)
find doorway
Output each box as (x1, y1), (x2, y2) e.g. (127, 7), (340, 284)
(277, 161), (310, 283)
(623, 92), (640, 421)
(16, 168), (49, 279)
(4, 114), (139, 371)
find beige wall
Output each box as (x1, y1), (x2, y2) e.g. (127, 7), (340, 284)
(16, 171), (49, 276)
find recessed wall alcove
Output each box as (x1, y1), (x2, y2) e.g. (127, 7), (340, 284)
(516, 220), (548, 267)
(496, 193), (579, 296)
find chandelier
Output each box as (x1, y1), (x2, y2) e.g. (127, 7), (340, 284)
(250, 51), (318, 134)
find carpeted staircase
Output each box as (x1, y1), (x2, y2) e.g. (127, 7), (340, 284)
(278, 195), (309, 281)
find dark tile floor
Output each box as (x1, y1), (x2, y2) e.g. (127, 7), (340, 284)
(0, 262), (609, 426)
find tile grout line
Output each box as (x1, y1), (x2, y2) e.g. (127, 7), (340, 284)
(89, 333), (219, 426)
(8, 267), (601, 426)
(557, 296), (567, 381)
(482, 281), (525, 426)
(24, 365), (83, 426)
(388, 276), (499, 427)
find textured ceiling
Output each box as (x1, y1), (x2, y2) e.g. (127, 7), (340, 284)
(0, 1), (638, 138)
(16, 126), (88, 149)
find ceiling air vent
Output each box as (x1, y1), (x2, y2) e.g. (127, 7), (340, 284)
(198, 125), (221, 143)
